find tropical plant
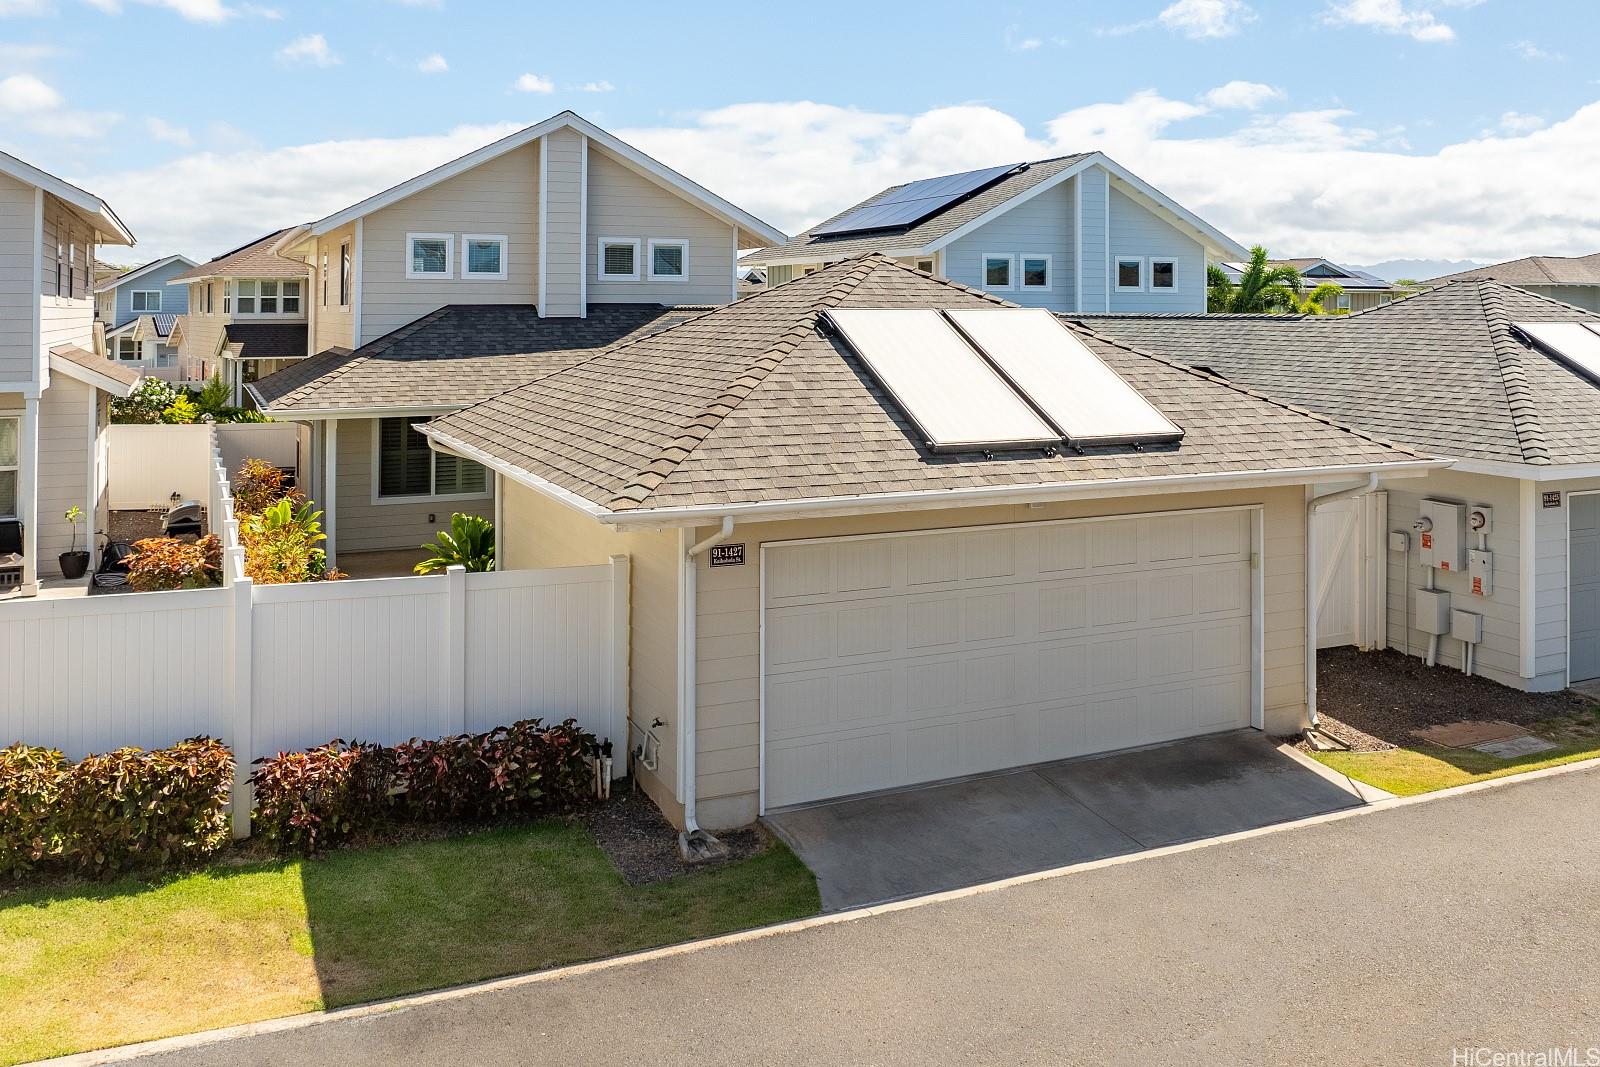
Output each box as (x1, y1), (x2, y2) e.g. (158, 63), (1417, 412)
(1206, 245), (1306, 314)
(110, 377), (177, 424)
(159, 393), (199, 424)
(232, 456), (299, 514)
(240, 496), (341, 584)
(63, 505), (83, 554)
(195, 371), (232, 417)
(126, 535), (223, 591)
(1286, 282), (1350, 316)
(415, 513), (495, 574)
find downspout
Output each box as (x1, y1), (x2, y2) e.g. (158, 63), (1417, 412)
(678, 516), (734, 862)
(1305, 474), (1379, 730)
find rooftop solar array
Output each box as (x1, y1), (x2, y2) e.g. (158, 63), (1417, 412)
(1516, 322), (1600, 385)
(823, 309), (1058, 452)
(810, 163), (1023, 238)
(823, 308), (1184, 454)
(946, 308), (1184, 447)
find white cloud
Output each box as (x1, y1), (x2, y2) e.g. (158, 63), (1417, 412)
(513, 72), (554, 93)
(1202, 80), (1284, 110)
(86, 0), (237, 20)
(0, 42), (67, 63)
(1158, 0), (1253, 38)
(0, 72), (118, 138)
(1334, 0), (1456, 43)
(277, 33), (339, 67)
(1495, 111), (1545, 134)
(577, 80), (614, 93)
(1511, 39), (1564, 62)
(417, 52), (448, 74)
(145, 116), (192, 145)
(1004, 24), (1041, 51)
(0, 0), (52, 13)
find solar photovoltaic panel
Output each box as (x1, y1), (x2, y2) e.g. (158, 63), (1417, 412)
(811, 163), (1022, 237)
(823, 309), (1059, 452)
(945, 308), (1184, 448)
(1516, 322), (1600, 385)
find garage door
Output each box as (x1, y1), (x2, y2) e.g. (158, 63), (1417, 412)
(762, 509), (1257, 809)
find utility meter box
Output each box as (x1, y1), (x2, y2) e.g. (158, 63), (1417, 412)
(1450, 609), (1483, 645)
(1469, 549), (1494, 597)
(1416, 499), (1468, 573)
(1416, 589), (1452, 635)
(1468, 505), (1494, 537)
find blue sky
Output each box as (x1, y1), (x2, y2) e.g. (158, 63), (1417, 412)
(3, 0), (1597, 270)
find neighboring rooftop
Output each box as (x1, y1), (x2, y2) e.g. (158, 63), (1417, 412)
(92, 253), (199, 294)
(1215, 258), (1398, 291)
(421, 254), (1427, 517)
(224, 322), (308, 361)
(1074, 281), (1600, 466)
(169, 229), (309, 283)
(1427, 253), (1600, 287)
(250, 303), (703, 414)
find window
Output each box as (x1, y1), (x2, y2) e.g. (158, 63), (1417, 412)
(982, 254), (1013, 291)
(131, 290), (161, 312)
(55, 240), (64, 297)
(0, 416), (16, 518)
(321, 252), (329, 306)
(914, 258), (936, 274)
(205, 283), (214, 315)
(598, 238), (640, 281)
(1150, 259), (1176, 291)
(1336, 292), (1352, 312)
(69, 243), (77, 298)
(406, 233), (452, 278)
(259, 280), (279, 314)
(377, 417), (487, 499)
(647, 238), (688, 282)
(339, 241), (351, 307)
(1021, 255), (1052, 290)
(116, 336), (141, 361)
(1115, 256), (1145, 292)
(235, 279), (256, 314)
(281, 280), (301, 314)
(461, 234), (508, 280)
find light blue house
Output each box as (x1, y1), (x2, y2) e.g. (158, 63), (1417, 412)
(741, 153), (1245, 314)
(93, 253), (196, 382)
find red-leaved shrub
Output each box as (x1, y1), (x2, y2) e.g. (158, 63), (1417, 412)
(126, 535), (223, 591)
(0, 743), (67, 878)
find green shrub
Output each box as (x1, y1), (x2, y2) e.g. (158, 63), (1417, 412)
(0, 744), (67, 878)
(126, 534), (223, 591)
(232, 457), (298, 515)
(415, 513), (495, 574)
(110, 378), (177, 424)
(249, 742), (397, 854)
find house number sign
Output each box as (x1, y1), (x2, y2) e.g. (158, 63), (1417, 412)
(709, 543), (746, 567)
(1543, 491), (1563, 509)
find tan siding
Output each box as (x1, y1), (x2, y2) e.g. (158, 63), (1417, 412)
(332, 417), (492, 554)
(312, 221), (356, 352)
(35, 374), (92, 576)
(39, 194), (95, 367)
(499, 479), (682, 822)
(178, 280), (228, 377)
(690, 486), (1307, 830)
(586, 146), (735, 307)
(359, 143), (539, 344)
(0, 173), (36, 385)
(541, 129), (583, 317)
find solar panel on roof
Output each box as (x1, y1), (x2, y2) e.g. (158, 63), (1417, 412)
(1516, 322), (1600, 385)
(823, 309), (1058, 453)
(811, 163), (1023, 237)
(945, 308), (1184, 448)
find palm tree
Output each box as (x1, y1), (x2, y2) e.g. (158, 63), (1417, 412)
(1287, 282), (1350, 316)
(1206, 245), (1307, 314)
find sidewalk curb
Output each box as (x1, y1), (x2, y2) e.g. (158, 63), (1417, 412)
(31, 753), (1600, 1067)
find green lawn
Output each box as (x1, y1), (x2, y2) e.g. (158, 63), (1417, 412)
(1311, 714), (1600, 796)
(0, 820), (818, 1066)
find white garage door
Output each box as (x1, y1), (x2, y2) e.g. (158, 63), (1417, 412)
(762, 509), (1258, 809)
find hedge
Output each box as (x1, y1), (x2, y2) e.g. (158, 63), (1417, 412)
(0, 738), (233, 879)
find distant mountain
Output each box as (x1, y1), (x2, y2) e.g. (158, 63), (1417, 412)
(1345, 258), (1486, 283)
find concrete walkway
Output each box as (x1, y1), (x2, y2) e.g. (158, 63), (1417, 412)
(120, 764), (1600, 1067)
(766, 730), (1367, 909)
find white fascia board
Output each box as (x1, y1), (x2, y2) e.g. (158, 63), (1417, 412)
(48, 351), (140, 398)
(602, 459), (1449, 529)
(309, 111), (788, 248)
(1453, 457), (1600, 482)
(421, 425), (614, 522)
(0, 151), (136, 245)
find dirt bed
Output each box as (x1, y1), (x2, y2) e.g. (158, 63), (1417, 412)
(1316, 646), (1595, 750)
(583, 782), (769, 884)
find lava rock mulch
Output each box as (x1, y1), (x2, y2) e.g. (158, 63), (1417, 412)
(583, 782), (770, 884)
(1316, 646), (1595, 751)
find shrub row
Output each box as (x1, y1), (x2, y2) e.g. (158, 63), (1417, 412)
(0, 738), (233, 879)
(250, 718), (597, 855)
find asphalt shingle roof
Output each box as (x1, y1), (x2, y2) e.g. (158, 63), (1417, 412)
(169, 229), (309, 283)
(423, 255), (1428, 515)
(251, 303), (703, 413)
(1428, 253), (1600, 287)
(740, 155), (1094, 266)
(225, 322), (308, 361)
(1074, 281), (1600, 466)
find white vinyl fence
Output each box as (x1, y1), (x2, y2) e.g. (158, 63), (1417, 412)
(3, 426), (630, 837)
(1313, 490), (1388, 650)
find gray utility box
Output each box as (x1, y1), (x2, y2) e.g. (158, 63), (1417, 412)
(1451, 609), (1483, 645)
(1418, 499), (1468, 573)
(1416, 589), (1452, 636)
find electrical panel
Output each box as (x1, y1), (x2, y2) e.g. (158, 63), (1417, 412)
(1450, 609), (1483, 645)
(1415, 589), (1452, 635)
(1469, 549), (1494, 597)
(1414, 499), (1467, 573)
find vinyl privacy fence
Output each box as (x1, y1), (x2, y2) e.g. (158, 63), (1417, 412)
(1, 427), (629, 836)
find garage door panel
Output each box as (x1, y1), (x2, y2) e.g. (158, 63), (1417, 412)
(1032, 524), (1089, 574)
(906, 594), (963, 649)
(836, 604), (896, 658)
(1091, 524), (1141, 568)
(962, 651), (1021, 707)
(1146, 629), (1197, 678)
(963, 590), (1018, 642)
(765, 609), (836, 667)
(1038, 582), (1089, 634)
(906, 534), (961, 586)
(767, 544), (835, 600)
(766, 665), (899, 740)
(1144, 514), (1198, 562)
(1195, 619), (1251, 672)
(1148, 572), (1197, 620)
(1088, 634), (1142, 689)
(1196, 677), (1252, 730)
(1091, 578), (1142, 627)
(1195, 510), (1251, 557)
(1034, 641), (1088, 694)
(835, 540), (893, 593)
(905, 658), (964, 717)
(960, 529), (1017, 580)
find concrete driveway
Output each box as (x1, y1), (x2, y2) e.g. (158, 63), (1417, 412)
(765, 729), (1369, 910)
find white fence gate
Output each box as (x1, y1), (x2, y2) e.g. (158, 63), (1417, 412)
(1314, 490), (1388, 650)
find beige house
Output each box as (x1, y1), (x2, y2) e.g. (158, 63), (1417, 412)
(241, 110), (785, 575)
(421, 255), (1438, 842)
(1427, 253), (1600, 312)
(0, 151), (141, 595)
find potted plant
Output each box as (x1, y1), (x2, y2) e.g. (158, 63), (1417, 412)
(59, 506), (90, 579)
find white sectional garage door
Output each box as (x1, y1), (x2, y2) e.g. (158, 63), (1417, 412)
(761, 509), (1258, 809)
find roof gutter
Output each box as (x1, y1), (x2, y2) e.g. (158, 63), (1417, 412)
(1305, 473), (1379, 731)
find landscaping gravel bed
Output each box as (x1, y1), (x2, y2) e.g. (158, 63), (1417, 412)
(1316, 646), (1594, 749)
(583, 782), (769, 884)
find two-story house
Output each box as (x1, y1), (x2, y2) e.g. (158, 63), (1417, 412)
(1, 151), (141, 596)
(241, 110), (785, 575)
(168, 230), (312, 401)
(740, 153), (1246, 314)
(93, 253), (196, 383)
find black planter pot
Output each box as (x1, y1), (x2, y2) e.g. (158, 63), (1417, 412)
(59, 550), (90, 579)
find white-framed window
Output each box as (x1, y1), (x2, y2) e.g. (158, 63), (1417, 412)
(235, 279), (257, 314)
(407, 233), (453, 279)
(1020, 254), (1052, 290)
(281, 280), (302, 314)
(1115, 255), (1145, 292)
(260, 280), (280, 314)
(982, 253), (1014, 291)
(339, 241), (352, 307)
(205, 284), (214, 315)
(461, 234), (509, 280)
(223, 280), (232, 314)
(1336, 292), (1352, 312)
(914, 257), (936, 274)
(116, 336), (141, 362)
(0, 414), (17, 518)
(598, 238), (641, 281)
(647, 238), (689, 282)
(321, 252), (329, 307)
(1150, 258), (1177, 291)
(376, 417), (489, 501)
